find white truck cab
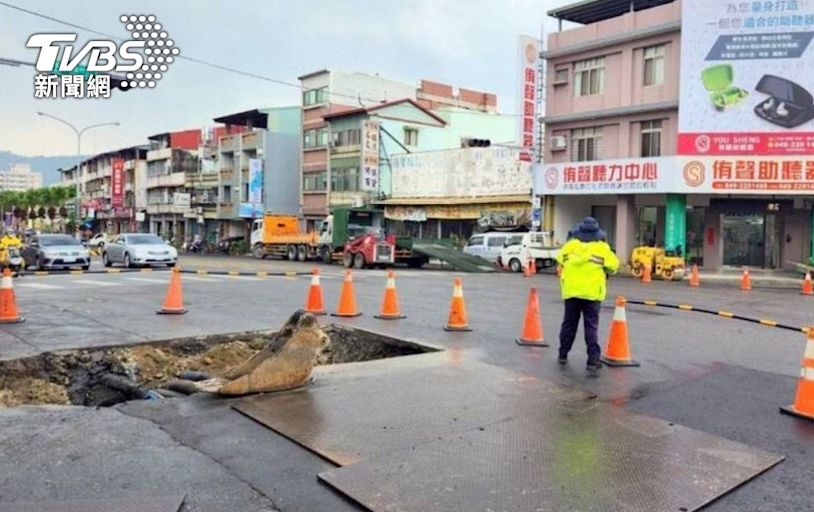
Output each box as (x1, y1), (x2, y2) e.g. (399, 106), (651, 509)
(498, 231), (559, 272)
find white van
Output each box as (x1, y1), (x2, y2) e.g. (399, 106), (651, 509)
(498, 232), (559, 272)
(463, 232), (524, 263)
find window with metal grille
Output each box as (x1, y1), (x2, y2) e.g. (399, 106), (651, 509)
(640, 120), (662, 157)
(570, 127), (603, 161)
(573, 57), (605, 96)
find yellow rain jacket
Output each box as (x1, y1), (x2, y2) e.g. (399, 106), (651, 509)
(556, 239), (619, 301)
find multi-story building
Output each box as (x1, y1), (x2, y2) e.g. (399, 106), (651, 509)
(0, 164), (43, 191)
(61, 145), (148, 234)
(539, 0), (814, 270)
(319, 97), (517, 238)
(297, 70), (501, 229)
(209, 107), (301, 240)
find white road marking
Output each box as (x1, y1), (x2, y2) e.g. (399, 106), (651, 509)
(17, 282), (64, 290)
(73, 279), (120, 287)
(123, 277), (167, 284)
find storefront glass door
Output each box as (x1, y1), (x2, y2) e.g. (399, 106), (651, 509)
(722, 214), (765, 267)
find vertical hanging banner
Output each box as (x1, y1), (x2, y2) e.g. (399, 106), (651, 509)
(361, 119), (381, 191)
(111, 157), (124, 208)
(516, 35), (541, 162)
(248, 158), (263, 204)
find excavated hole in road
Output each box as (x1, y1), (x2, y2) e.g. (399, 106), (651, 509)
(0, 325), (436, 408)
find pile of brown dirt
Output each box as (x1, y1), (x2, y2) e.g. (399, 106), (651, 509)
(0, 377), (70, 407)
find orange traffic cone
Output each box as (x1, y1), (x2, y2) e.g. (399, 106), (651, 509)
(157, 267), (187, 315)
(740, 267), (752, 291)
(600, 296), (639, 367)
(332, 270), (361, 317)
(516, 287), (547, 346)
(443, 277), (472, 331)
(641, 264), (652, 284)
(0, 268), (24, 324)
(375, 271), (405, 320)
(689, 264), (700, 288)
(803, 273), (813, 296)
(780, 327), (814, 422)
(304, 268), (326, 315)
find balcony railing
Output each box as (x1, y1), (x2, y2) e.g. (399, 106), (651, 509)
(146, 172), (186, 189)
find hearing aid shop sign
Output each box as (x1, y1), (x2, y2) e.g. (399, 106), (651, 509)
(678, 0), (814, 156)
(536, 156), (814, 195)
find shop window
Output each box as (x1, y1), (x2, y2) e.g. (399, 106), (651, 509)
(404, 127), (419, 146)
(574, 57), (605, 97)
(643, 45), (666, 86)
(640, 120), (662, 157)
(571, 127), (603, 162)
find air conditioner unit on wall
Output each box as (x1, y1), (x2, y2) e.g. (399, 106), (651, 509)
(550, 136), (567, 151)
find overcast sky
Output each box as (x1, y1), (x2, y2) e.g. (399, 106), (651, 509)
(0, 0), (573, 156)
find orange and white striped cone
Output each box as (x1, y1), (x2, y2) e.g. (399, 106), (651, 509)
(157, 267), (187, 315)
(516, 287), (547, 346)
(741, 267), (752, 291)
(641, 264), (652, 284)
(443, 277), (471, 331)
(0, 268), (24, 324)
(375, 271), (405, 320)
(780, 327), (814, 422)
(802, 273), (813, 296)
(304, 268), (326, 315)
(600, 296), (639, 367)
(332, 270), (362, 317)
(689, 264), (700, 288)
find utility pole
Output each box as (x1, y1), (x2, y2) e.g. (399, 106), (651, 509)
(36, 112), (120, 235)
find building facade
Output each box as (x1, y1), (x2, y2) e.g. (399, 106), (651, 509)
(62, 145), (148, 234)
(1, 164), (43, 191)
(298, 70), (503, 229)
(208, 107), (301, 240)
(382, 146), (532, 240)
(537, 0), (814, 270)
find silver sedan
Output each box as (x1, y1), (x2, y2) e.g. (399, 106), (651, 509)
(102, 233), (178, 268)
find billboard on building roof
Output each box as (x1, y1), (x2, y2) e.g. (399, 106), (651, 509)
(678, 0), (814, 156)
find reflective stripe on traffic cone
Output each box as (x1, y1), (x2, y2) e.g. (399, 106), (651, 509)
(332, 270), (361, 317)
(304, 268), (326, 315)
(741, 267), (752, 291)
(803, 274), (813, 296)
(516, 287), (547, 346)
(641, 264), (652, 284)
(157, 267), (187, 315)
(600, 296), (639, 367)
(443, 277), (471, 331)
(689, 264), (700, 288)
(780, 327), (814, 422)
(375, 271), (405, 319)
(0, 268), (24, 324)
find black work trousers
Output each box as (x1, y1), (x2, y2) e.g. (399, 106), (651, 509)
(558, 298), (602, 362)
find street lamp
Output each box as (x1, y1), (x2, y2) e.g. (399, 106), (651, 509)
(36, 112), (120, 234)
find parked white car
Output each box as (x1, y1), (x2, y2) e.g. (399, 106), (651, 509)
(497, 232), (559, 272)
(102, 233), (178, 268)
(462, 232), (523, 263)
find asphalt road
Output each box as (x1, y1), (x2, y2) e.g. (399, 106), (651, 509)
(1, 254), (813, 511)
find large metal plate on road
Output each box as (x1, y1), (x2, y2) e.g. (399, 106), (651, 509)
(1, 495), (185, 512)
(234, 354), (592, 466)
(319, 401), (783, 512)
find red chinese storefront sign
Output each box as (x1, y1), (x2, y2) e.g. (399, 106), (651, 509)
(516, 36), (540, 162)
(536, 156), (814, 195)
(111, 157), (124, 208)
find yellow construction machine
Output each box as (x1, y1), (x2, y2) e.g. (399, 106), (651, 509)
(630, 246), (686, 281)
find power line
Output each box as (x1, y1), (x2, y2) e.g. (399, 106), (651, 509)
(0, 0), (525, 118)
